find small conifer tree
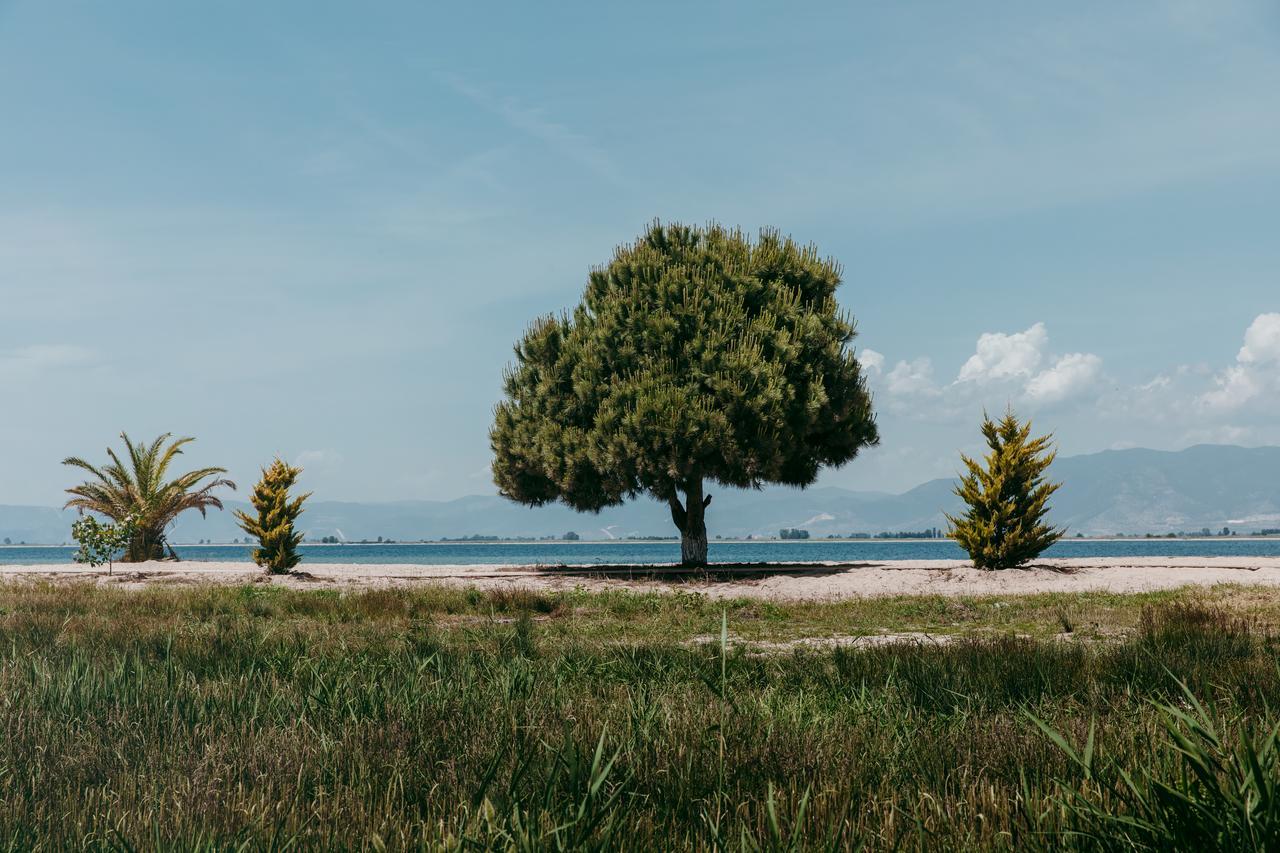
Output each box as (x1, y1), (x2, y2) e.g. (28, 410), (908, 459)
(945, 410), (1064, 570)
(235, 459), (310, 574)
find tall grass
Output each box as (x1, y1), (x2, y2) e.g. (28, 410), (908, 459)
(1027, 679), (1280, 851)
(0, 584), (1275, 849)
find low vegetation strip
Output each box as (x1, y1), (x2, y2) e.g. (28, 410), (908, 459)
(1, 583), (1278, 849)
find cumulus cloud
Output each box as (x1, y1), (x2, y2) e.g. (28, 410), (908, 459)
(1238, 313), (1280, 364)
(953, 322), (1102, 405)
(957, 322), (1047, 382)
(866, 321), (1104, 413)
(863, 313), (1274, 434)
(885, 357), (937, 395)
(1201, 364), (1262, 410)
(1200, 313), (1280, 410)
(859, 348), (885, 374)
(853, 313), (1280, 462)
(1025, 352), (1103, 403)
(961, 323), (1102, 405)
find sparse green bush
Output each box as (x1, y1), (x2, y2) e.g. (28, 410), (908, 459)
(69, 512), (137, 575)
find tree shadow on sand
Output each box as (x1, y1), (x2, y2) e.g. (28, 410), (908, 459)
(530, 562), (872, 584)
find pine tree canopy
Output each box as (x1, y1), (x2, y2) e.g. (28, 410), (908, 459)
(235, 458), (310, 574)
(945, 411), (1064, 570)
(490, 221), (879, 564)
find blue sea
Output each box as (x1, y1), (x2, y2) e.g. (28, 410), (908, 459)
(3, 538), (1280, 566)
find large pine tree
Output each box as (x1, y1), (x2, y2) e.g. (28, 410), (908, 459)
(490, 221), (879, 566)
(946, 411), (1064, 570)
(235, 459), (310, 574)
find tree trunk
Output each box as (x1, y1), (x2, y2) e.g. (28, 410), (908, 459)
(668, 479), (712, 568)
(126, 528), (163, 563)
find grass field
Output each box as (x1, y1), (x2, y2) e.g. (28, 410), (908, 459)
(2, 581), (1279, 850)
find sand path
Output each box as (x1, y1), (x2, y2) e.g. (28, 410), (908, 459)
(4, 557), (1280, 600)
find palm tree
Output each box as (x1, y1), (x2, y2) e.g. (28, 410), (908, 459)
(63, 433), (236, 562)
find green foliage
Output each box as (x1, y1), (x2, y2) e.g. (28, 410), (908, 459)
(234, 458), (310, 574)
(491, 221), (879, 564)
(69, 512), (138, 574)
(462, 730), (630, 850)
(1028, 680), (1280, 851)
(63, 433), (235, 562)
(946, 410), (1064, 569)
(0, 587), (1276, 849)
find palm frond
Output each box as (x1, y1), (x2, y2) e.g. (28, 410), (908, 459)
(154, 435), (194, 483)
(63, 433), (234, 562)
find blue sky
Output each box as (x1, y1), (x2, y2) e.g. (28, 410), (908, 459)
(2, 1), (1279, 505)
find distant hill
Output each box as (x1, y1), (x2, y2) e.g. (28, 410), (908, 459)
(4, 445), (1279, 544)
(1049, 445), (1280, 534)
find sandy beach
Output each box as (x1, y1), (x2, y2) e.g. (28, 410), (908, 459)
(5, 557), (1280, 600)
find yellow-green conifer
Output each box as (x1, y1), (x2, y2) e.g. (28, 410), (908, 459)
(946, 411), (1064, 570)
(235, 459), (309, 574)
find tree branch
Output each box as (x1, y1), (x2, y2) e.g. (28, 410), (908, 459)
(667, 494), (687, 533)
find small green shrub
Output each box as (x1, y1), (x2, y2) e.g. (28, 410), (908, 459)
(70, 512), (138, 575)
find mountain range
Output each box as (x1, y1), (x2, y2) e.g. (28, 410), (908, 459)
(4, 444), (1279, 544)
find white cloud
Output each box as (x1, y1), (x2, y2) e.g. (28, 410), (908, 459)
(1025, 352), (1103, 403)
(957, 322), (1047, 383)
(1137, 374), (1172, 392)
(1200, 313), (1280, 410)
(1238, 312), (1280, 364)
(869, 321), (1103, 416)
(864, 313), (1269, 443)
(859, 348), (885, 374)
(1201, 364), (1262, 410)
(839, 312), (1280, 487)
(950, 322), (1102, 404)
(885, 357), (936, 395)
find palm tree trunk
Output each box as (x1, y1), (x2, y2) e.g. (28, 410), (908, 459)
(127, 529), (167, 562)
